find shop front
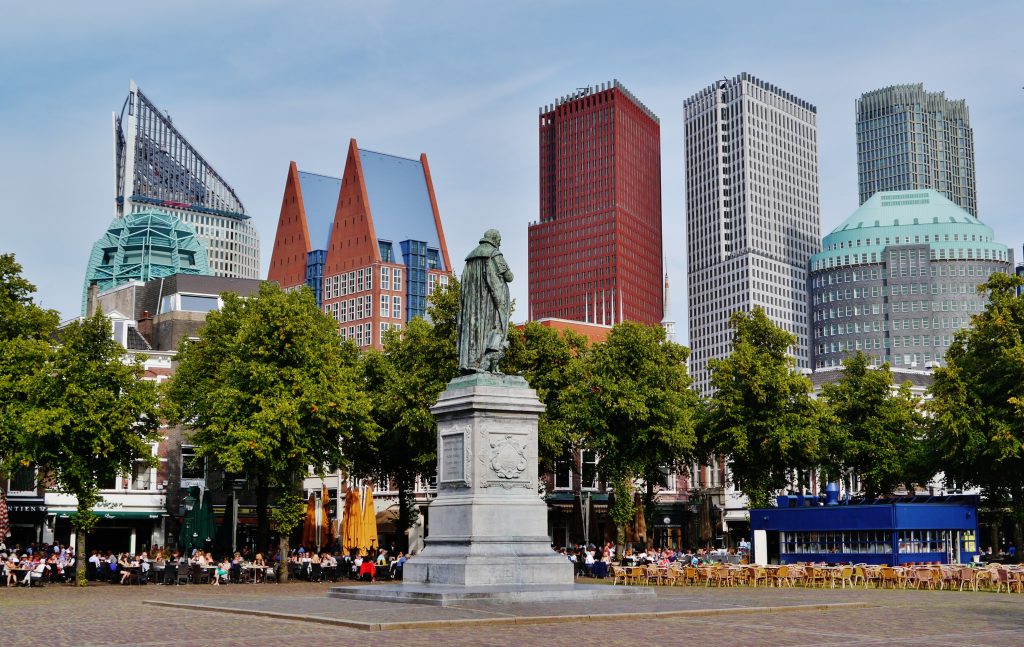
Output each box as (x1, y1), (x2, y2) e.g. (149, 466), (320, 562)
(750, 495), (979, 566)
(52, 509), (167, 554)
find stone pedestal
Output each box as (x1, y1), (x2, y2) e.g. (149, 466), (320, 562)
(328, 374), (653, 605)
(402, 373), (572, 587)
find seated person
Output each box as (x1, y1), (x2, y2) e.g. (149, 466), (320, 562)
(6, 555), (20, 588)
(358, 557), (376, 582)
(213, 558), (230, 586)
(29, 559), (47, 586)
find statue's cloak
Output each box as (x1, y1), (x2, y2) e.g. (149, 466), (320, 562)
(457, 240), (512, 372)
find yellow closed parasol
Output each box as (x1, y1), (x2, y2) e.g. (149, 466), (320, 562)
(361, 483), (378, 555)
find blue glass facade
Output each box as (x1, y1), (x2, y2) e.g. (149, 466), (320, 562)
(305, 249), (326, 307)
(401, 239), (429, 321)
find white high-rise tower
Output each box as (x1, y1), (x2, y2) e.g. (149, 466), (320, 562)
(684, 73), (821, 394)
(114, 80), (261, 280)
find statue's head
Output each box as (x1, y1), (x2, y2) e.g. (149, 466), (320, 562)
(480, 229), (501, 247)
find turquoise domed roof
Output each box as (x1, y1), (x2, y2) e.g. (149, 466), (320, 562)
(811, 190), (1009, 271)
(82, 210), (213, 313)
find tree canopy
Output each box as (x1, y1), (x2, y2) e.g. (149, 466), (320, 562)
(503, 321), (588, 472)
(929, 272), (1024, 511)
(19, 310), (160, 585)
(354, 280), (460, 548)
(561, 321), (698, 538)
(0, 254), (58, 477)
(701, 307), (822, 508)
(163, 282), (373, 567)
(819, 351), (925, 497)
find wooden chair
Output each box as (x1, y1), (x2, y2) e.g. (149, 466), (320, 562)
(643, 565), (662, 586)
(682, 566), (699, 586)
(771, 565), (792, 587)
(807, 566), (828, 588)
(610, 565), (628, 585)
(879, 566), (897, 589)
(662, 566), (682, 587)
(749, 566), (768, 588)
(994, 568), (1016, 594)
(830, 566), (853, 589)
(957, 567), (978, 592)
(851, 566), (866, 588)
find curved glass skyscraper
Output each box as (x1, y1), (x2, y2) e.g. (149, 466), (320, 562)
(114, 81), (260, 279)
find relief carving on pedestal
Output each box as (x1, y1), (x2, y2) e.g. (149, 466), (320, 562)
(487, 434), (528, 479)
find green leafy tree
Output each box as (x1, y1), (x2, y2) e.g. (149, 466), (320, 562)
(0, 254), (59, 478)
(163, 282), (373, 578)
(355, 281), (460, 551)
(819, 351), (925, 497)
(701, 307), (822, 508)
(20, 311), (160, 586)
(929, 272), (1024, 548)
(562, 321), (698, 547)
(504, 321), (588, 542)
(503, 321), (588, 470)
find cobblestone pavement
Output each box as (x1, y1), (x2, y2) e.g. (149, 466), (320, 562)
(3, 580), (1024, 646)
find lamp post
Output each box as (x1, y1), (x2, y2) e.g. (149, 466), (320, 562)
(182, 491), (196, 554)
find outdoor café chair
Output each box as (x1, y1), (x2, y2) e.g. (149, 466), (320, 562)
(642, 565), (662, 586)
(162, 564), (177, 585)
(190, 564), (210, 585)
(611, 565), (628, 585)
(771, 565), (792, 587)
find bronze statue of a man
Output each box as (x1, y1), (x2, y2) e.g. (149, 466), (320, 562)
(457, 229), (513, 374)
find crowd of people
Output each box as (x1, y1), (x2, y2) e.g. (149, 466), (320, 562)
(559, 542), (750, 578)
(0, 539), (413, 587)
(284, 545), (409, 582)
(2, 541), (75, 586)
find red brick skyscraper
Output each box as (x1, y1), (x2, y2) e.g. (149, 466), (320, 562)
(528, 80), (663, 325)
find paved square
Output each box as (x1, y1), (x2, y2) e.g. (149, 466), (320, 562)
(3, 580), (1024, 646)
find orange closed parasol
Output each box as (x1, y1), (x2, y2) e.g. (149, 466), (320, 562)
(342, 486), (362, 553)
(300, 492), (317, 549)
(320, 485), (333, 549)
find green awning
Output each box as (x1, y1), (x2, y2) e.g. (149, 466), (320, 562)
(52, 509), (166, 520)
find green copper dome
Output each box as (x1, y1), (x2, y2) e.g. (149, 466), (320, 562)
(82, 210), (212, 313)
(811, 190), (1010, 271)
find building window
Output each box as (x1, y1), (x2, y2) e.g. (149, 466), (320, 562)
(392, 296), (402, 320)
(8, 466), (36, 494)
(131, 459), (153, 490)
(181, 446), (205, 482)
(554, 457), (571, 490)
(393, 269), (402, 291)
(381, 266), (390, 287)
(381, 294), (390, 318)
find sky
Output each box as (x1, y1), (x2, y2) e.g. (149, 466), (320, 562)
(2, 0), (1022, 341)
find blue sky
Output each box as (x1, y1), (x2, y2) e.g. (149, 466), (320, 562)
(2, 1), (1021, 341)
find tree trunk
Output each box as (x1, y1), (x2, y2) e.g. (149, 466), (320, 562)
(278, 533), (290, 583)
(396, 474), (413, 554)
(75, 529), (87, 587)
(570, 449), (584, 547)
(643, 475), (656, 548)
(255, 477), (269, 555)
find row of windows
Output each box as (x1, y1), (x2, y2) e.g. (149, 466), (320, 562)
(324, 266), (404, 300)
(781, 531), (894, 554)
